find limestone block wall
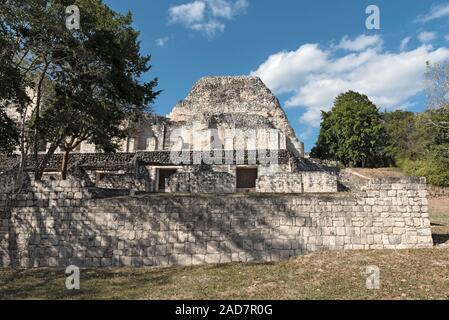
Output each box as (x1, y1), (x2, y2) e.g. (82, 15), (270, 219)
(302, 171), (338, 193)
(167, 171), (235, 194)
(166, 173), (191, 193)
(256, 172), (338, 193)
(0, 174), (17, 194)
(258, 164), (292, 176)
(95, 173), (147, 192)
(0, 177), (432, 268)
(256, 173), (303, 193)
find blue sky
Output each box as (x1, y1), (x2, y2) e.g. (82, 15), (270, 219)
(104, 0), (449, 151)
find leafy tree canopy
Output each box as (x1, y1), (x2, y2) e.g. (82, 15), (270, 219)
(311, 91), (388, 167)
(0, 27), (30, 154)
(1, 0), (160, 179)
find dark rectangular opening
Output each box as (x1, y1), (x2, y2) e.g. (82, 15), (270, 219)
(158, 169), (177, 192)
(236, 168), (257, 190)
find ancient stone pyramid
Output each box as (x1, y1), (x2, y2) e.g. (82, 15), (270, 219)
(168, 76), (304, 157)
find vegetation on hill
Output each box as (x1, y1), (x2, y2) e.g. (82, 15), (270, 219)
(312, 62), (449, 187)
(384, 62), (449, 187)
(311, 91), (389, 167)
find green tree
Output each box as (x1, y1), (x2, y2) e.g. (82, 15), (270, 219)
(0, 110), (19, 154)
(311, 91), (388, 167)
(0, 29), (29, 155)
(385, 61), (449, 187)
(1, 0), (160, 179)
(398, 145), (449, 187)
(381, 110), (431, 161)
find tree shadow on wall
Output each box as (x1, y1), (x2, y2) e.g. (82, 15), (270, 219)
(99, 192), (330, 266)
(3, 188), (338, 296)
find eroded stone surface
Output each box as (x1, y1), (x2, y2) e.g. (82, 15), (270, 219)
(0, 177), (433, 268)
(169, 76), (304, 157)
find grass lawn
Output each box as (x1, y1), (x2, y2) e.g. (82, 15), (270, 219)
(1, 186), (448, 300)
(1, 248), (449, 300)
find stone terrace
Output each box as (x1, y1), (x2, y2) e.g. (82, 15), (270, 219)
(0, 177), (433, 268)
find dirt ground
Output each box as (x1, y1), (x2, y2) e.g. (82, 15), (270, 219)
(350, 167), (407, 178)
(429, 197), (449, 246)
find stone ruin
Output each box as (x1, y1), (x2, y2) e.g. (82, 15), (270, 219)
(1, 76), (337, 194)
(0, 76), (434, 268)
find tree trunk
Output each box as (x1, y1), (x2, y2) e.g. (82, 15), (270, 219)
(15, 107), (28, 193)
(34, 143), (59, 181)
(32, 62), (50, 180)
(61, 149), (70, 180)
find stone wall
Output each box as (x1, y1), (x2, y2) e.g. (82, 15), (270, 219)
(95, 172), (147, 192)
(167, 171), (235, 194)
(0, 174), (17, 194)
(256, 173), (303, 193)
(256, 172), (338, 193)
(302, 171), (338, 193)
(168, 76), (305, 157)
(0, 177), (432, 268)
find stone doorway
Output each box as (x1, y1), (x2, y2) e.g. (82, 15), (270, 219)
(157, 169), (177, 192)
(236, 167), (258, 192)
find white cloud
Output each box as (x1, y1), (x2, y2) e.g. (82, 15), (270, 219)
(417, 31), (436, 43)
(191, 20), (225, 37)
(416, 3), (449, 23)
(169, 1), (206, 25)
(168, 0), (248, 38)
(155, 37), (170, 47)
(251, 35), (449, 126)
(208, 0), (248, 19)
(335, 34), (383, 52)
(400, 37), (412, 51)
(250, 44), (329, 94)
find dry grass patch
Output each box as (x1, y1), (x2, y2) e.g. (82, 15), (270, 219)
(430, 197), (449, 246)
(1, 249), (449, 300)
(349, 168), (406, 178)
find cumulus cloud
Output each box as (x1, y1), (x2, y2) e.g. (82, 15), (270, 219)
(169, 1), (206, 25)
(251, 35), (449, 126)
(208, 0), (248, 19)
(418, 31), (436, 43)
(168, 0), (248, 38)
(416, 3), (449, 23)
(335, 34), (383, 52)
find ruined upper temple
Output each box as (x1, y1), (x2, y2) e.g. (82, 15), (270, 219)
(3, 76), (337, 194)
(168, 76), (305, 157)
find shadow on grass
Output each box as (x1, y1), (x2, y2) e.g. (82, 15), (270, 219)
(0, 269), (87, 299)
(0, 267), (179, 300)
